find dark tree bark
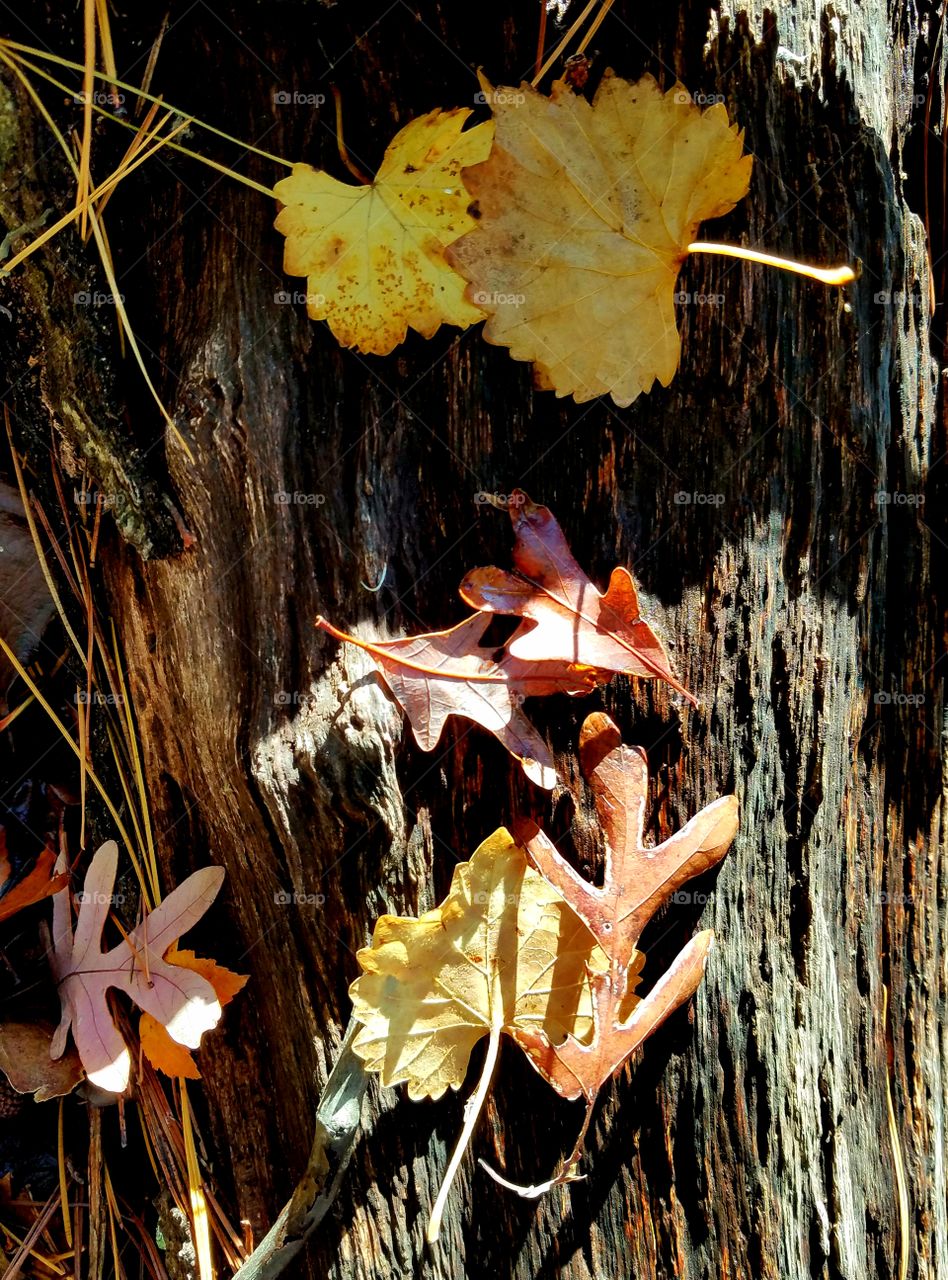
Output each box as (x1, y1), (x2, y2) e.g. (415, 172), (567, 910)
(1, 2), (946, 1278)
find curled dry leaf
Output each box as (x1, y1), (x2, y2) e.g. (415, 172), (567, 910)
(0, 835), (66, 923)
(447, 71), (752, 405)
(49, 841), (232, 1093)
(0, 1021), (81, 1101)
(511, 712), (738, 1102)
(274, 109), (493, 354)
(349, 827), (606, 1100)
(316, 611), (600, 789)
(461, 491), (694, 702)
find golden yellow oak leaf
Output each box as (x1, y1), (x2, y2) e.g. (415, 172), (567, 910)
(273, 109), (494, 355)
(349, 827), (617, 1101)
(447, 72), (753, 406)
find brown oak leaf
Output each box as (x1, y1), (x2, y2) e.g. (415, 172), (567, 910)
(510, 712), (738, 1103)
(317, 493), (690, 789)
(316, 611), (600, 789)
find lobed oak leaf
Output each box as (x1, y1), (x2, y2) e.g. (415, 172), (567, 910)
(348, 826), (608, 1101)
(510, 712), (738, 1102)
(316, 612), (601, 789)
(48, 841), (228, 1093)
(274, 109), (493, 355)
(461, 491), (694, 703)
(447, 71), (752, 406)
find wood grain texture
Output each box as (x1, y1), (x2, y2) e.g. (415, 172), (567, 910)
(2, 1), (946, 1276)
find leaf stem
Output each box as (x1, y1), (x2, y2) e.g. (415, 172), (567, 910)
(687, 241), (857, 286)
(478, 1095), (596, 1199)
(316, 615), (537, 685)
(331, 87), (371, 185)
(562, 1096), (597, 1174)
(427, 1021), (502, 1244)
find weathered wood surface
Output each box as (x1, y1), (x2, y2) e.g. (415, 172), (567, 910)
(2, 1), (946, 1277)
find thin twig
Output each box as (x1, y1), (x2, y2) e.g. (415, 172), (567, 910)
(575, 0), (613, 55)
(534, 1), (548, 81)
(136, 12), (169, 116)
(232, 1019), (367, 1280)
(531, 0), (598, 87)
(687, 241), (856, 285)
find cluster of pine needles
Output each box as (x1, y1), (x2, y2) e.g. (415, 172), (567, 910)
(0, 5), (256, 1276)
(0, 410), (250, 1279)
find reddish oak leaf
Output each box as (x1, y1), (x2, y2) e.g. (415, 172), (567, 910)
(0, 830), (66, 924)
(509, 712), (738, 1103)
(460, 493), (694, 704)
(49, 841), (228, 1093)
(316, 612), (600, 788)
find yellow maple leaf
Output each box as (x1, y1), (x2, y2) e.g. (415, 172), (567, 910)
(273, 109), (494, 355)
(447, 72), (753, 406)
(349, 827), (610, 1102)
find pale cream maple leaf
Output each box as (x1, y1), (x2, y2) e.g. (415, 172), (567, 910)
(448, 71), (753, 406)
(349, 827), (614, 1100)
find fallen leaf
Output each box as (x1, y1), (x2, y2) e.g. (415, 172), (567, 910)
(349, 826), (607, 1100)
(461, 491), (694, 702)
(447, 72), (752, 405)
(139, 1014), (201, 1080)
(0, 1021), (82, 1100)
(139, 949), (247, 1079)
(163, 948), (248, 1006)
(0, 831), (67, 924)
(274, 109), (493, 355)
(316, 611), (600, 789)
(317, 492), (689, 786)
(49, 840), (228, 1093)
(510, 712), (738, 1102)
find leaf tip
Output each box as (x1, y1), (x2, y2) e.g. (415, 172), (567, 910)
(578, 712), (622, 776)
